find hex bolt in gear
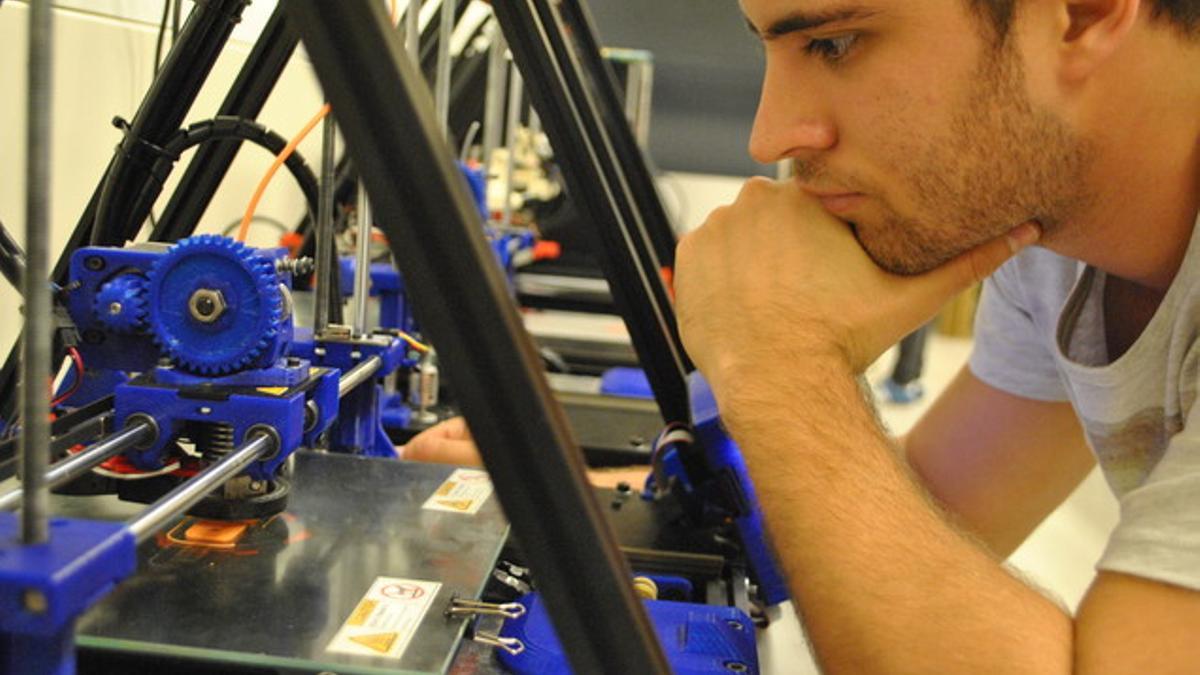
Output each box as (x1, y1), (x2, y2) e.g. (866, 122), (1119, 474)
(188, 288), (226, 323)
(145, 234), (287, 375)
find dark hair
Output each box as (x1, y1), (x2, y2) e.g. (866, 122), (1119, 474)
(967, 0), (1200, 38)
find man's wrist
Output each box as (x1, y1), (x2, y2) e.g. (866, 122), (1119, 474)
(710, 345), (856, 435)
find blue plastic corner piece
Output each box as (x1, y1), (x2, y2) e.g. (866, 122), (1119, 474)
(688, 371), (791, 606)
(599, 367), (654, 400)
(0, 513), (136, 675)
(458, 161), (489, 222)
(497, 591), (759, 675)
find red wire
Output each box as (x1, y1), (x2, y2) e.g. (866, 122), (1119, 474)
(51, 347), (84, 407)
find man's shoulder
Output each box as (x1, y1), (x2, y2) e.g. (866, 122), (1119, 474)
(991, 245), (1081, 306)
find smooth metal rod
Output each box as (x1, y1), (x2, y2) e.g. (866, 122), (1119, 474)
(502, 62), (523, 228)
(434, 0), (455, 137)
(623, 59), (640, 133)
(0, 422), (152, 512)
(21, 0), (54, 545)
(352, 182), (372, 335)
(406, 0), (421, 64)
(126, 433), (273, 543)
(338, 355), (382, 399)
(481, 21), (506, 182)
(633, 60), (655, 150)
(313, 112), (337, 333)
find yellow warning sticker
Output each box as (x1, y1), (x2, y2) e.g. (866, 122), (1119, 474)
(255, 386), (288, 396)
(422, 469), (492, 516)
(349, 632), (397, 653)
(347, 599), (377, 626)
(325, 577), (441, 660)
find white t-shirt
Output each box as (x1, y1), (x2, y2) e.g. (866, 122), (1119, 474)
(970, 221), (1200, 591)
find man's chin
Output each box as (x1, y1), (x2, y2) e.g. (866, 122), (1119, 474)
(849, 224), (947, 276)
(859, 237), (959, 276)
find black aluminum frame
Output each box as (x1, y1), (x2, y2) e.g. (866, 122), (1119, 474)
(150, 3), (299, 243)
(283, 2), (670, 672)
(492, 0), (694, 426)
(557, 0), (679, 270)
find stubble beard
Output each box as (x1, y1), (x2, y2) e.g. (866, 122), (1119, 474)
(796, 38), (1096, 276)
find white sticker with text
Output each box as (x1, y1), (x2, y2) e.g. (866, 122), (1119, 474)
(325, 577), (442, 660)
(421, 468), (493, 515)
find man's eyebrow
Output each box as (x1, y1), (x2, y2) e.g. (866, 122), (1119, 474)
(744, 7), (877, 40)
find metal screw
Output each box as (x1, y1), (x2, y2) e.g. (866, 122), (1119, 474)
(726, 619), (745, 631)
(108, 302), (122, 315)
(304, 400), (319, 431)
(84, 256), (105, 271)
(724, 662), (749, 673)
(249, 480), (264, 493)
(198, 406), (212, 415)
(279, 284), (294, 322)
(22, 589), (48, 615)
(277, 257), (315, 276)
(188, 288), (226, 323)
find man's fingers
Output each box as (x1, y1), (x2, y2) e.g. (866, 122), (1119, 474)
(401, 437), (483, 466)
(421, 416), (472, 442)
(921, 223), (1040, 300)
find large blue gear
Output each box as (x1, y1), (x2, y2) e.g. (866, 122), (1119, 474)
(94, 273), (148, 334)
(145, 234), (284, 375)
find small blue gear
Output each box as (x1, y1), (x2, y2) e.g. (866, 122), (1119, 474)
(94, 273), (148, 334)
(145, 234), (284, 375)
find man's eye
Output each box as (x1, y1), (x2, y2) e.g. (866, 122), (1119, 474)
(804, 34), (858, 63)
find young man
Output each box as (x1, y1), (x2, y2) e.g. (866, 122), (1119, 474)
(411, 0), (1200, 670)
(674, 0), (1200, 670)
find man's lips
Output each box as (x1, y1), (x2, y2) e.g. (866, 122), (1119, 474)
(801, 187), (866, 215)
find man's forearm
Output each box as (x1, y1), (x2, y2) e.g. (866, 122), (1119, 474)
(722, 357), (1073, 673)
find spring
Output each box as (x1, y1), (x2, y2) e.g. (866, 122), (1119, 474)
(189, 421), (235, 457)
(209, 423), (235, 455)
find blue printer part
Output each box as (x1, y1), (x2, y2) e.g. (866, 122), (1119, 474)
(599, 367), (654, 400)
(0, 513), (137, 675)
(336, 257), (418, 335)
(113, 362), (339, 481)
(290, 333), (414, 456)
(66, 235), (340, 484)
(495, 591), (758, 675)
(67, 235), (293, 377)
(687, 371), (790, 606)
(635, 573), (694, 601)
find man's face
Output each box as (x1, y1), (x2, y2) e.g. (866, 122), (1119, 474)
(742, 0), (1094, 274)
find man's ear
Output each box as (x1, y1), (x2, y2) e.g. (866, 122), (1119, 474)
(1058, 0), (1141, 81)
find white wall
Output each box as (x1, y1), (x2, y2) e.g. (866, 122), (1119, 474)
(0, 1), (326, 356)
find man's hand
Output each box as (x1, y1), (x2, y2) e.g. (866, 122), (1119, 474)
(400, 417), (483, 466)
(674, 177), (1039, 399)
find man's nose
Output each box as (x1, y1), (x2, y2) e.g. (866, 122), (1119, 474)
(748, 61), (837, 164)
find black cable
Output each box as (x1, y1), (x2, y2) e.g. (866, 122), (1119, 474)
(153, 0), (171, 78)
(220, 214), (289, 238)
(171, 0), (182, 41)
(0, 216), (26, 293)
(126, 116), (321, 242)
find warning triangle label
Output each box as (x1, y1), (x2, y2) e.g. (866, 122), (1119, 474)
(350, 632), (397, 654)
